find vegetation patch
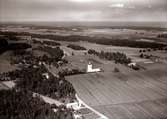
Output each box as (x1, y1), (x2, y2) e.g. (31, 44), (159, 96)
(35, 46), (64, 61)
(43, 41), (61, 46)
(1, 31), (166, 48)
(157, 33), (167, 38)
(88, 49), (131, 65)
(58, 68), (85, 77)
(33, 39), (61, 46)
(67, 44), (86, 50)
(12, 65), (76, 101)
(0, 36), (31, 54)
(0, 89), (74, 119)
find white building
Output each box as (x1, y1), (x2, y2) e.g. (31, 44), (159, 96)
(42, 73), (49, 79)
(66, 102), (82, 110)
(87, 62), (101, 73)
(128, 62), (137, 67)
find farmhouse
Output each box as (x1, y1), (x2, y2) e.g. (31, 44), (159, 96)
(42, 73), (49, 79)
(128, 62), (137, 67)
(87, 62), (101, 73)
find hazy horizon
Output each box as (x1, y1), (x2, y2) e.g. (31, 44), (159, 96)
(1, 21), (167, 28)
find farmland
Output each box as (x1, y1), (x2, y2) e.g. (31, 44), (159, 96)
(1, 24), (167, 119)
(63, 40), (167, 118)
(66, 63), (167, 119)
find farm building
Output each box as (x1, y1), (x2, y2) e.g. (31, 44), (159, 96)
(87, 62), (101, 73)
(42, 73), (49, 79)
(128, 62), (137, 67)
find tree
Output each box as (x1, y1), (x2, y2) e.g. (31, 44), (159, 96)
(139, 50), (142, 53)
(140, 53), (144, 58)
(0, 36), (8, 54)
(113, 67), (119, 73)
(0, 37), (8, 47)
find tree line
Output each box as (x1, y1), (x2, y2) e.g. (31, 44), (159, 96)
(88, 49), (131, 65)
(33, 39), (61, 46)
(1, 31), (166, 48)
(157, 33), (167, 38)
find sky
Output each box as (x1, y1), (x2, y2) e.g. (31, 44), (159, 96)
(0, 0), (167, 22)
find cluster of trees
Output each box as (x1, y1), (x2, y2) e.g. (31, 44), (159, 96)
(36, 46), (64, 62)
(0, 36), (8, 46)
(67, 44), (86, 50)
(58, 68), (85, 77)
(0, 35), (31, 54)
(139, 53), (158, 59)
(0, 69), (21, 81)
(13, 49), (32, 56)
(88, 49), (131, 65)
(0, 36), (8, 54)
(2, 31), (166, 48)
(43, 41), (61, 46)
(33, 39), (61, 46)
(10, 46), (64, 67)
(157, 33), (167, 38)
(4, 34), (20, 41)
(14, 65), (76, 101)
(11, 52), (60, 67)
(139, 47), (167, 53)
(0, 89), (74, 119)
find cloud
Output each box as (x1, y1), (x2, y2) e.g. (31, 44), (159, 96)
(0, 0), (167, 22)
(109, 4), (124, 8)
(69, 0), (96, 3)
(109, 3), (136, 9)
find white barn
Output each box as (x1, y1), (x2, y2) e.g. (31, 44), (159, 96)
(87, 62), (101, 73)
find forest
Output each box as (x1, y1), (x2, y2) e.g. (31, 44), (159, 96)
(2, 64), (76, 101)
(0, 89), (74, 119)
